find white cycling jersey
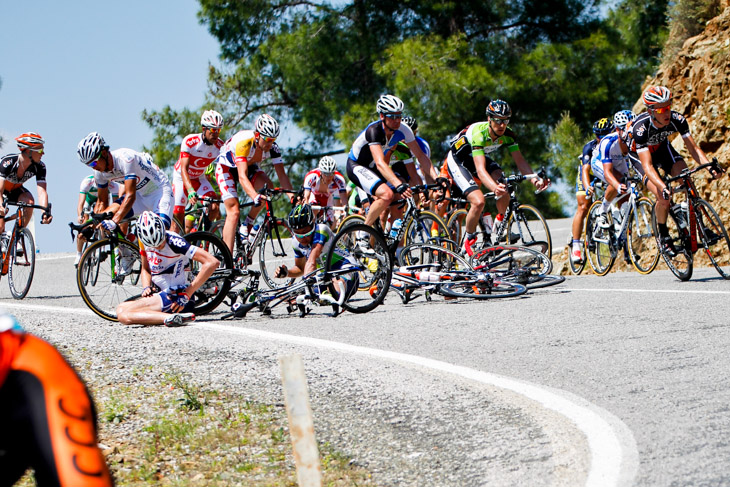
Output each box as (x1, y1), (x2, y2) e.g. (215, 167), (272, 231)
(590, 133), (643, 183)
(140, 231), (196, 293)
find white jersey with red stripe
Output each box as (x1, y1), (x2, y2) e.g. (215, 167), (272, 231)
(174, 134), (224, 178)
(303, 169), (347, 206)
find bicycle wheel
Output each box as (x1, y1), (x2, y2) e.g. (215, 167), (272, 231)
(568, 241), (587, 275)
(171, 215), (186, 235)
(627, 197), (660, 275)
(471, 245), (552, 287)
(585, 202), (615, 276)
(8, 228), (36, 299)
(325, 223), (392, 313)
(77, 239), (142, 321)
(399, 243), (472, 271)
(404, 211), (452, 251)
(652, 205), (693, 281)
(184, 232), (234, 314)
(208, 219), (225, 240)
(446, 209), (467, 246)
(440, 279), (527, 299)
(336, 213), (366, 232)
(258, 219), (295, 289)
(507, 204), (553, 258)
(694, 199), (730, 279)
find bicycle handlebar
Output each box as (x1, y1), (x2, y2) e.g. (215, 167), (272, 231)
(665, 158), (724, 184)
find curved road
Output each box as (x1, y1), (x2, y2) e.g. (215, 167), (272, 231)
(4, 252), (730, 486)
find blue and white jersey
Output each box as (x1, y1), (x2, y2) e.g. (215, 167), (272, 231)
(590, 133), (630, 182)
(140, 231), (197, 292)
(348, 121), (416, 168)
(94, 149), (171, 198)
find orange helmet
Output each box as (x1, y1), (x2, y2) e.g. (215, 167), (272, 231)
(15, 132), (45, 151)
(642, 86), (672, 107)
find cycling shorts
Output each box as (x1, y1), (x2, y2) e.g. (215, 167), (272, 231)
(0, 331), (113, 487)
(3, 185), (31, 203)
(172, 171), (216, 213)
(445, 152), (500, 197)
(215, 163), (266, 202)
(649, 141), (685, 177)
(346, 159), (386, 196)
(158, 291), (197, 314)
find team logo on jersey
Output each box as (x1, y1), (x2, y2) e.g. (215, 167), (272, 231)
(635, 125), (645, 137)
(186, 136), (201, 148)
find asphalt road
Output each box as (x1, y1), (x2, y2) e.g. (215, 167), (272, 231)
(4, 251), (730, 486)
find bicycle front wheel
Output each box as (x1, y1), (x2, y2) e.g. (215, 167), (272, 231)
(652, 205), (693, 281)
(585, 202), (615, 276)
(695, 199), (730, 279)
(508, 204), (552, 257)
(9, 228), (36, 299)
(440, 279), (527, 299)
(184, 232), (234, 314)
(404, 211), (452, 251)
(77, 239), (142, 321)
(471, 245), (552, 288)
(336, 213), (366, 233)
(627, 197), (660, 274)
(258, 219), (295, 289)
(325, 223), (392, 314)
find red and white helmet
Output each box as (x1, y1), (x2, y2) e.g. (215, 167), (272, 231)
(136, 211), (166, 248)
(201, 110), (224, 129)
(255, 114), (280, 138)
(15, 132), (45, 151)
(642, 86), (672, 107)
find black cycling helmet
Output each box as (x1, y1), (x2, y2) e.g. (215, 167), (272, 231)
(401, 116), (418, 131)
(486, 99), (512, 119)
(288, 204), (314, 231)
(592, 118), (614, 137)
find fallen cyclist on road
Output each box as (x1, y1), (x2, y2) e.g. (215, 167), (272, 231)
(116, 211), (218, 327)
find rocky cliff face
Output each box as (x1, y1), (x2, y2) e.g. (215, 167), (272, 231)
(557, 4), (730, 274)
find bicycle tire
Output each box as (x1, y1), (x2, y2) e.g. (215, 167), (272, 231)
(183, 232), (234, 314)
(585, 202), (615, 276)
(694, 199), (730, 279)
(171, 214), (187, 235)
(568, 241), (587, 275)
(403, 211), (450, 248)
(508, 204), (553, 258)
(470, 245), (552, 285)
(399, 242), (472, 272)
(652, 205), (693, 281)
(440, 279), (527, 299)
(9, 227), (36, 299)
(325, 223), (392, 314)
(77, 239), (142, 321)
(627, 197), (660, 275)
(258, 218), (295, 289)
(446, 208), (467, 247)
(336, 213), (366, 233)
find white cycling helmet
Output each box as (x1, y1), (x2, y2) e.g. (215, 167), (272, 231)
(77, 132), (108, 165)
(255, 114), (280, 138)
(613, 110), (635, 130)
(136, 211), (167, 248)
(201, 110), (224, 129)
(318, 156), (337, 174)
(376, 94), (404, 114)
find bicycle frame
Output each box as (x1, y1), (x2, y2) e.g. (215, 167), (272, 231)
(589, 177), (642, 254)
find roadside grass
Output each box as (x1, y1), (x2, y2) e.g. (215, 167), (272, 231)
(17, 364), (374, 487)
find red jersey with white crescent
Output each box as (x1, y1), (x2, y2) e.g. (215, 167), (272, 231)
(303, 169), (347, 206)
(174, 134), (224, 178)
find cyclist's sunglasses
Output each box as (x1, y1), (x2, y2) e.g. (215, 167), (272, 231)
(87, 152), (103, 168)
(652, 106), (671, 114)
(32, 148), (44, 155)
(491, 118), (510, 126)
(292, 227), (315, 238)
(256, 133), (277, 142)
(384, 113), (402, 119)
(205, 127), (221, 134)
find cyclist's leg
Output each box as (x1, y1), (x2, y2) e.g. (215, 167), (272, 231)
(654, 145), (687, 237)
(346, 159), (391, 227)
(15, 187), (35, 228)
(0, 333), (113, 487)
(446, 153), (482, 234)
(216, 163), (240, 253)
(246, 169), (270, 223)
(172, 170), (188, 233)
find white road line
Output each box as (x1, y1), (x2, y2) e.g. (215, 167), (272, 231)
(562, 287), (730, 295)
(4, 301), (639, 486)
(196, 322), (638, 487)
(37, 255), (75, 261)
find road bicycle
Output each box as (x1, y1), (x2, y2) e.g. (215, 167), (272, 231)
(0, 201), (52, 299)
(469, 243), (563, 289)
(651, 159), (729, 281)
(224, 222), (392, 317)
(584, 174), (659, 276)
(391, 242), (527, 302)
(446, 168), (552, 257)
(172, 196), (224, 235)
(568, 179), (605, 276)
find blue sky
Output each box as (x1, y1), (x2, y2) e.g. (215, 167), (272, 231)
(0, 0), (224, 252)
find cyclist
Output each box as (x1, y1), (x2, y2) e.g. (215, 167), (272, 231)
(274, 204), (357, 304)
(214, 114), (294, 253)
(346, 94), (438, 230)
(302, 156), (348, 228)
(115, 211), (219, 327)
(0, 132), (53, 235)
(393, 116), (431, 185)
(0, 311), (113, 486)
(569, 118), (613, 265)
(631, 86), (723, 255)
(172, 110), (225, 233)
(590, 111), (645, 231)
(445, 100), (550, 256)
(75, 174), (124, 266)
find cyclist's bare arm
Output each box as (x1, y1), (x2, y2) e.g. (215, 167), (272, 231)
(185, 247), (219, 297)
(273, 164), (294, 192)
(683, 134), (715, 174)
(37, 183), (52, 223)
(372, 144), (404, 189)
(283, 256), (308, 278)
(140, 259), (154, 296)
(95, 186), (110, 213)
(179, 155), (196, 202)
(603, 164), (626, 193)
(639, 150), (666, 193)
(474, 154), (505, 196)
(512, 150), (549, 190)
(581, 163), (593, 196)
(407, 140), (437, 183)
(234, 159), (261, 201)
(303, 243), (325, 276)
(76, 193), (86, 223)
(114, 179), (137, 225)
